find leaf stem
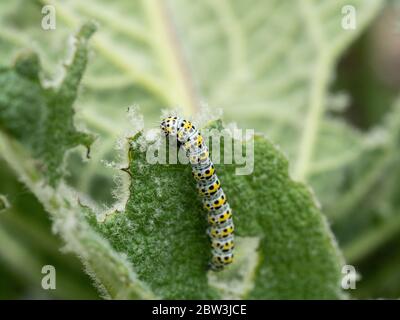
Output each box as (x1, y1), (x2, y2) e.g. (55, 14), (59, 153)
(294, 54), (331, 181)
(294, 0), (331, 181)
(141, 0), (199, 115)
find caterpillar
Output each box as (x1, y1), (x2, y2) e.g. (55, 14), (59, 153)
(160, 116), (234, 271)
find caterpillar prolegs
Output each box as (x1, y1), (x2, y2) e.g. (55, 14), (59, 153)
(160, 116), (234, 271)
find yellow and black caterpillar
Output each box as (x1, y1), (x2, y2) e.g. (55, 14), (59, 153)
(160, 116), (234, 271)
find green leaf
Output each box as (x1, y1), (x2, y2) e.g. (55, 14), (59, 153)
(0, 22), (96, 186)
(331, 98), (400, 261)
(0, 161), (99, 299)
(0, 129), (156, 299)
(169, 0), (384, 179)
(0, 22), (155, 299)
(88, 121), (344, 299)
(0, 1), (384, 205)
(0, 0), (390, 299)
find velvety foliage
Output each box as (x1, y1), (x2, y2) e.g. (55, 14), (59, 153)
(1, 0), (399, 299)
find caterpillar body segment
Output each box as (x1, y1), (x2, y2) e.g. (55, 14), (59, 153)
(211, 235), (235, 252)
(207, 204), (232, 226)
(208, 219), (235, 239)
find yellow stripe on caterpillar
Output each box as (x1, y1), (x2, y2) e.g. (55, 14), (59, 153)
(211, 236), (235, 252)
(208, 208), (232, 225)
(203, 190), (227, 211)
(211, 251), (234, 267)
(208, 219), (234, 238)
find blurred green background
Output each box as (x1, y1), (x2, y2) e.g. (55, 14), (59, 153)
(0, 0), (399, 299)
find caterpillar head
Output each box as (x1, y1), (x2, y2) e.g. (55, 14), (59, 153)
(160, 116), (179, 135)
